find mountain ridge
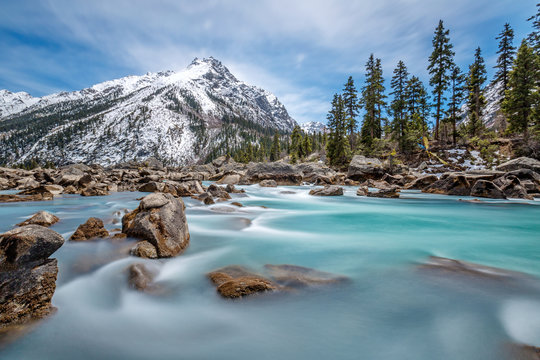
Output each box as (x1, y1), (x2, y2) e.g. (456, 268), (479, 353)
(0, 57), (297, 166)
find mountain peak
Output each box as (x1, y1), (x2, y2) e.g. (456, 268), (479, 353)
(0, 58), (297, 166)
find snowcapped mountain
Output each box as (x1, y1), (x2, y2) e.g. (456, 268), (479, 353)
(459, 81), (505, 130)
(0, 57), (297, 166)
(0, 90), (40, 118)
(300, 121), (326, 134)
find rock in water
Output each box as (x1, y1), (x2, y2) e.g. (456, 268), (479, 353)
(0, 259), (58, 327)
(128, 263), (159, 293)
(309, 185), (344, 196)
(207, 265), (277, 299)
(130, 241), (158, 259)
(264, 264), (349, 288)
(259, 179), (277, 188)
(418, 256), (528, 282)
(69, 217), (110, 241)
(0, 225), (64, 330)
(16, 211), (60, 227)
(0, 225), (64, 266)
(123, 193), (190, 258)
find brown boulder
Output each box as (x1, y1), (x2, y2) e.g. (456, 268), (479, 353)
(207, 265), (277, 299)
(259, 179), (278, 187)
(0, 259), (58, 328)
(123, 193), (190, 258)
(69, 217), (109, 241)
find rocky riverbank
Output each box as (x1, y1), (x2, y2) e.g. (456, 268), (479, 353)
(1, 155), (539, 203)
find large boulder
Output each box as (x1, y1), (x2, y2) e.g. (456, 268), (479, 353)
(0, 225), (64, 329)
(309, 185), (344, 196)
(122, 193), (190, 258)
(17, 211), (60, 227)
(496, 157), (540, 173)
(69, 217), (110, 241)
(0, 259), (58, 327)
(245, 162), (303, 185)
(0, 225), (64, 266)
(347, 155), (384, 181)
(469, 180), (506, 199)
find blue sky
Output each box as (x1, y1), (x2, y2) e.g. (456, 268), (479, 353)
(0, 0), (536, 124)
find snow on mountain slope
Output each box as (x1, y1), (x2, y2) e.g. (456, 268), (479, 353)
(0, 57), (297, 166)
(459, 81), (505, 130)
(0, 90), (40, 118)
(300, 121), (327, 134)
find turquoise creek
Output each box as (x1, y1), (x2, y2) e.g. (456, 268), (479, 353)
(1, 185), (539, 360)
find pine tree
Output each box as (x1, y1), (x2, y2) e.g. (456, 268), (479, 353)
(493, 23), (516, 98)
(527, 3), (540, 52)
(290, 126), (302, 164)
(270, 131), (280, 161)
(326, 94), (351, 166)
(303, 134), (312, 157)
(405, 76), (431, 139)
(390, 61), (409, 151)
(427, 20), (455, 140)
(466, 47), (488, 137)
(446, 66), (466, 144)
(360, 54), (386, 147)
(501, 40), (539, 137)
(342, 76), (359, 149)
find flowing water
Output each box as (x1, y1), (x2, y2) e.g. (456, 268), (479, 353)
(1, 186), (540, 360)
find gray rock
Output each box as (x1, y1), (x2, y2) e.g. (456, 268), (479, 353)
(470, 180), (506, 199)
(0, 225), (64, 266)
(259, 179), (277, 187)
(347, 155), (384, 180)
(496, 157), (540, 173)
(309, 185), (344, 196)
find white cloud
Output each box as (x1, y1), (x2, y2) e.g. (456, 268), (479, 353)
(0, 0), (534, 122)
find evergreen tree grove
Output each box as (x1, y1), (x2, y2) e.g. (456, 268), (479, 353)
(427, 20), (455, 140)
(502, 40), (539, 137)
(466, 47), (487, 137)
(360, 54), (386, 147)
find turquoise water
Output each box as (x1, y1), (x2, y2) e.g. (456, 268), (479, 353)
(1, 186), (540, 359)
